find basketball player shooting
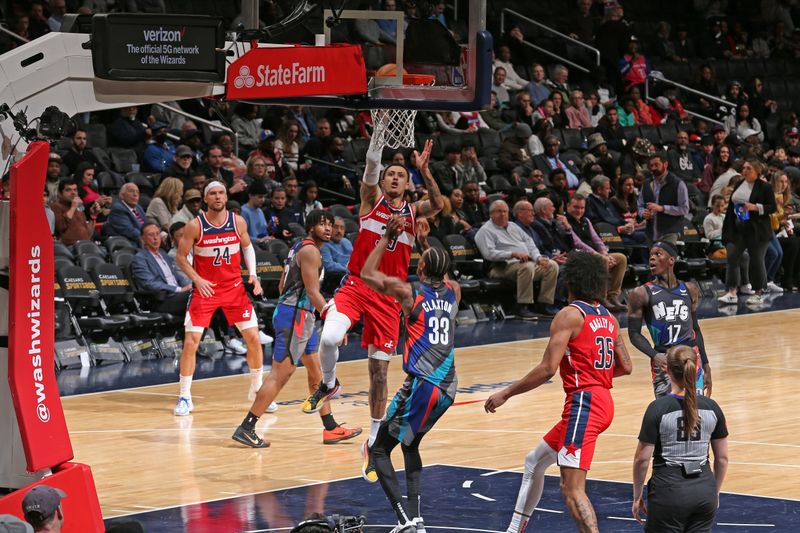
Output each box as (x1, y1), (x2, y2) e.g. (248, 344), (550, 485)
(173, 181), (264, 416)
(302, 138), (443, 483)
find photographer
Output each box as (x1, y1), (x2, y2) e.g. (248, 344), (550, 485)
(632, 345), (729, 532)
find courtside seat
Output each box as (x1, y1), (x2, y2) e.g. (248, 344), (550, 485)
(89, 263), (163, 328)
(57, 265), (129, 332)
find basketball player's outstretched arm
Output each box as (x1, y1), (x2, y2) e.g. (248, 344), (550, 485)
(359, 143), (384, 215)
(175, 218), (216, 298)
(484, 307), (583, 413)
(611, 316), (633, 377)
(235, 214), (263, 296)
(626, 286), (661, 364)
(361, 215), (415, 315)
(688, 281), (711, 396)
(412, 139), (444, 218)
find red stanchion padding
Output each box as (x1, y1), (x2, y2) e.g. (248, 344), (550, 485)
(226, 44), (367, 99)
(8, 140), (73, 470)
(0, 462), (104, 532)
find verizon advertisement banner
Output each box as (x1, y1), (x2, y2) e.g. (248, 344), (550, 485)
(9, 141), (73, 471)
(226, 44), (367, 100)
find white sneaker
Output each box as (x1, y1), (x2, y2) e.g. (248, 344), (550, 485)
(413, 517), (426, 533)
(746, 294), (765, 306)
(739, 284), (755, 295)
(389, 522), (416, 533)
(266, 401), (278, 413)
(766, 281), (784, 293)
(258, 331), (274, 345)
(226, 338), (247, 355)
(173, 396), (194, 416)
(717, 292), (738, 305)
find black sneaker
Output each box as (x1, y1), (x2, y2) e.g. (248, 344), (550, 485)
(302, 379), (341, 414)
(516, 306), (539, 321)
(232, 425), (270, 448)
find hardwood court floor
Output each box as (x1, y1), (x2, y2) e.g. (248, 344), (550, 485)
(61, 310), (800, 518)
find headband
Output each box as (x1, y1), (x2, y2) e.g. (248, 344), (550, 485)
(204, 180), (226, 196)
(652, 241), (678, 258)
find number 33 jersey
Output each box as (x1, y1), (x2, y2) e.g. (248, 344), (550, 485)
(192, 211), (243, 287)
(643, 281), (696, 352)
(562, 300), (617, 395)
(404, 281), (458, 398)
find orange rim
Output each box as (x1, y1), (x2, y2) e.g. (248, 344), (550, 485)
(374, 73), (436, 86)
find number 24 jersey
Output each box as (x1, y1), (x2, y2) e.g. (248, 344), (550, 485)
(192, 211), (243, 286)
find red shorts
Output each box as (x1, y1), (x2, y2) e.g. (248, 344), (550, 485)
(543, 387), (614, 471)
(333, 275), (401, 351)
(185, 280), (256, 331)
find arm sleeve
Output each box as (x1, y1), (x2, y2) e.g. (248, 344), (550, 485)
(243, 243), (257, 278)
(628, 314), (658, 359)
(363, 144), (382, 186)
(693, 313), (709, 365)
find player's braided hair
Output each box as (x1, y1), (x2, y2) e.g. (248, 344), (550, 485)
(422, 246), (450, 282)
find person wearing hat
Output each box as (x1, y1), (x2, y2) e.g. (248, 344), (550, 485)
(143, 121), (176, 173)
(710, 124), (727, 149)
(498, 123), (533, 173)
(627, 241), (712, 398)
(170, 188), (203, 225)
(241, 180), (270, 244)
(619, 35), (650, 94)
(582, 133), (616, 178)
(165, 145), (197, 186)
(723, 104), (764, 144)
(45, 152), (63, 200)
(22, 485), (66, 532)
(783, 127), (800, 150)
(0, 514), (33, 533)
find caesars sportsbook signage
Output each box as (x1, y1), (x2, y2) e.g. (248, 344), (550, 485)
(8, 141), (73, 471)
(91, 14), (225, 82)
(226, 44), (367, 100)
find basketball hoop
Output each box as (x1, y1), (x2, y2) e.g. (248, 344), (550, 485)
(369, 73), (435, 150)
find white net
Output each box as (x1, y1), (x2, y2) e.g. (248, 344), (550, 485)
(369, 108), (418, 150)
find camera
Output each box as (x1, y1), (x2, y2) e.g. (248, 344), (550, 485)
(291, 514), (366, 533)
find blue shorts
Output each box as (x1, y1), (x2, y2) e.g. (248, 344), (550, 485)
(272, 304), (319, 365)
(384, 376), (454, 446)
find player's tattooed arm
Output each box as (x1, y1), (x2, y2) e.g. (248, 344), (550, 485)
(688, 281), (712, 396)
(413, 139), (444, 218)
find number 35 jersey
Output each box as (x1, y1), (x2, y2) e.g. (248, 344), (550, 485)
(193, 211), (242, 286)
(404, 281), (458, 398)
(562, 300), (617, 395)
(643, 281), (696, 353)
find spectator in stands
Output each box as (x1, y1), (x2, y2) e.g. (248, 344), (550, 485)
(241, 180), (270, 245)
(475, 199), (559, 319)
(595, 3), (631, 81)
(143, 122), (175, 173)
(585, 91), (606, 127)
(282, 176), (305, 225)
(0, 513), (33, 532)
(545, 65), (571, 106)
(51, 179), (97, 245)
(461, 181), (488, 227)
(724, 104), (764, 143)
(546, 168), (570, 214)
(146, 177), (183, 231)
(611, 175), (643, 227)
(432, 144), (463, 195)
(449, 188), (473, 234)
(672, 23), (696, 61)
(426, 196), (464, 242)
(300, 181), (323, 218)
(667, 130), (703, 184)
(513, 199), (552, 259)
(723, 81), (748, 109)
(248, 144), (283, 191)
(44, 189), (55, 236)
(565, 90), (592, 129)
(565, 195), (627, 311)
(300, 118), (332, 160)
(74, 162), (100, 208)
(638, 153), (690, 244)
(531, 135), (580, 189)
(619, 36), (649, 93)
(62, 129), (99, 175)
(565, 0), (599, 43)
(377, 0), (398, 41)
(167, 221), (186, 259)
(747, 77), (777, 124)
(587, 174), (648, 251)
(548, 92), (569, 128)
(718, 160), (776, 306)
(768, 171), (799, 292)
(132, 223), (191, 315)
(491, 66), (511, 108)
(109, 106), (148, 151)
(45, 153), (62, 200)
(498, 123), (532, 173)
(311, 136), (356, 194)
(481, 91), (510, 131)
(525, 64), (550, 107)
(582, 133), (617, 179)
(47, 0), (66, 32)
(494, 45), (528, 91)
(699, 143), (732, 197)
(218, 133), (246, 178)
(201, 144), (234, 189)
(22, 485), (65, 532)
(703, 194), (729, 258)
(171, 188), (202, 225)
(531, 196), (572, 260)
(628, 87), (657, 125)
(322, 217), (353, 277)
(460, 141), (487, 187)
(263, 187), (294, 242)
(596, 106), (625, 151)
(275, 120), (302, 173)
(231, 103), (261, 155)
(165, 145), (196, 187)
(106, 182), (146, 243)
(690, 64), (721, 115)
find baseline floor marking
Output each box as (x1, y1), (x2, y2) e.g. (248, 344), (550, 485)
(716, 523), (775, 528)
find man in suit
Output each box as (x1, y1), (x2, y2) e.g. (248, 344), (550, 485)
(531, 135), (580, 189)
(105, 182), (146, 243)
(132, 222), (192, 315)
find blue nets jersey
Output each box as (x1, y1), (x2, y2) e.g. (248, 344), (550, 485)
(277, 239), (323, 312)
(403, 281), (458, 398)
(643, 281), (696, 352)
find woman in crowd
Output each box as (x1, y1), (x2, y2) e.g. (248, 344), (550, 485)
(747, 77), (778, 124)
(611, 175), (644, 231)
(146, 177), (184, 231)
(300, 180), (323, 217)
(770, 171), (800, 291)
(717, 159), (776, 305)
(699, 145), (733, 196)
(548, 92), (568, 129)
(449, 188), (473, 235)
(274, 119), (301, 173)
(246, 155), (280, 197)
(75, 162), (112, 222)
(632, 345), (728, 533)
(231, 103), (261, 156)
(724, 103), (764, 142)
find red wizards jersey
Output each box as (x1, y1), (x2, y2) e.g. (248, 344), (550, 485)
(192, 210), (242, 286)
(561, 300), (617, 395)
(348, 195), (416, 280)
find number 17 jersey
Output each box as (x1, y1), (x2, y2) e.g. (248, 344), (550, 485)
(562, 300), (617, 395)
(192, 211), (242, 286)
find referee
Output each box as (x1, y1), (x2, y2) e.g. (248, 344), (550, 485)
(632, 345), (729, 532)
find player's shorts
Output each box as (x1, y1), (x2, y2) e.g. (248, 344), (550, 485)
(333, 275), (401, 352)
(543, 386), (614, 471)
(652, 345), (704, 398)
(272, 304), (319, 365)
(184, 280), (257, 333)
(384, 376), (454, 446)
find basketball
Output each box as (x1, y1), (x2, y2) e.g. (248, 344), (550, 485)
(375, 63), (408, 77)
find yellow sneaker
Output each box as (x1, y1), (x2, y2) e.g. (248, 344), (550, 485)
(361, 440), (378, 482)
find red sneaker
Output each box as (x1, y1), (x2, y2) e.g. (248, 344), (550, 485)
(322, 424), (363, 444)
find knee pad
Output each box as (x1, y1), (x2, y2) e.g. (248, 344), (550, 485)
(320, 309), (351, 348)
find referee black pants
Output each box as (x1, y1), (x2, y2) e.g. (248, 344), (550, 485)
(646, 465), (718, 533)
